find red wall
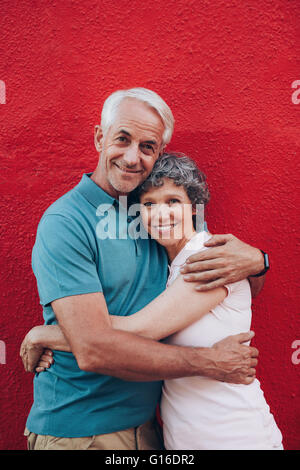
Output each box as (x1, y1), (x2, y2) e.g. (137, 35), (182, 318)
(0, 0), (299, 450)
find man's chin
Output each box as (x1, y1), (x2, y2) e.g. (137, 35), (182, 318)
(109, 178), (142, 196)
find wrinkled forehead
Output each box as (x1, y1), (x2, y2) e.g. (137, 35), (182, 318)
(112, 98), (165, 140)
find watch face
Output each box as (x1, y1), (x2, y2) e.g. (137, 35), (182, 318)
(251, 251), (269, 277)
(265, 253), (270, 269)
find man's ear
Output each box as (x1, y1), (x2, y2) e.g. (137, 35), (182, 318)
(94, 125), (104, 153)
(158, 144), (166, 157)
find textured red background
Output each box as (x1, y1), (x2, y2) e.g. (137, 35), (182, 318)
(0, 0), (299, 450)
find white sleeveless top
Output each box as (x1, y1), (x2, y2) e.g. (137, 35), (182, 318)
(160, 231), (283, 450)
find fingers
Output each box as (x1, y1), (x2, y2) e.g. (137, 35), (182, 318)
(194, 279), (227, 292)
(184, 247), (226, 265)
(221, 372), (256, 385)
(204, 234), (235, 247)
(236, 331), (255, 344)
(243, 376), (256, 385)
(36, 360), (51, 369)
(249, 346), (259, 358)
(182, 264), (228, 281)
(180, 262), (233, 290)
(239, 356), (258, 384)
(227, 368), (257, 385)
(41, 353), (54, 364)
(35, 352), (54, 373)
(250, 358), (258, 367)
(44, 349), (53, 358)
(181, 269), (226, 283)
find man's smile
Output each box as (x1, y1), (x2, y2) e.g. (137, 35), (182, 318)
(113, 163), (143, 174)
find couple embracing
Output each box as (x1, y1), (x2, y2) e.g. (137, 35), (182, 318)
(21, 88), (282, 450)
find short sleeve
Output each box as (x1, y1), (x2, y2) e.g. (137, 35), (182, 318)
(220, 280), (252, 310)
(223, 280), (251, 296)
(32, 214), (103, 306)
(224, 284), (232, 296)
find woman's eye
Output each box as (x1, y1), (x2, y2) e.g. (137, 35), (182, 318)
(143, 202), (154, 207)
(169, 199), (180, 204)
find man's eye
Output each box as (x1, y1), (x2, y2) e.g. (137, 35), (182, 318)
(142, 144), (154, 153)
(117, 136), (128, 143)
(169, 199), (180, 204)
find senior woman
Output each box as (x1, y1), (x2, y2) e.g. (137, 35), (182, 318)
(21, 153), (283, 450)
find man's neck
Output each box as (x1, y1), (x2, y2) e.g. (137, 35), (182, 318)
(90, 169), (129, 201)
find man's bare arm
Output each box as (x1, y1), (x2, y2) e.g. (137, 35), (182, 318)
(248, 275), (266, 299)
(20, 291), (258, 384)
(50, 292), (228, 382)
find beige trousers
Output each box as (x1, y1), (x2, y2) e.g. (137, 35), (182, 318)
(24, 418), (164, 450)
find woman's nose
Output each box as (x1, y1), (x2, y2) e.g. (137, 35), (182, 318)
(153, 205), (174, 224)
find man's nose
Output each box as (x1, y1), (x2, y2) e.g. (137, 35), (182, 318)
(122, 144), (140, 166)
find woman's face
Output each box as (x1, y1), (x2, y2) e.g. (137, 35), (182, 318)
(139, 178), (196, 250)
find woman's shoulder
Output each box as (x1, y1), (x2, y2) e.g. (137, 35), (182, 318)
(221, 279), (252, 313)
(225, 279), (251, 296)
(184, 230), (211, 253)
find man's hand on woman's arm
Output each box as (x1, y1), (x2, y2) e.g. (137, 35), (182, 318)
(180, 233), (266, 297)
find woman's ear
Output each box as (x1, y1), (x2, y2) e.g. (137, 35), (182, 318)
(94, 125), (104, 153)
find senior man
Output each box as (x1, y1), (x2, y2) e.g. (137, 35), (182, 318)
(21, 88), (267, 450)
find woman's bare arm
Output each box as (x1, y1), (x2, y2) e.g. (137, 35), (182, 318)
(20, 277), (227, 371)
(110, 274), (227, 340)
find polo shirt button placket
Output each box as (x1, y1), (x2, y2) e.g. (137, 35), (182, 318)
(127, 216), (141, 257)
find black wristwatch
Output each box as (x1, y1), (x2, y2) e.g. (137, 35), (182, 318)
(250, 250), (270, 277)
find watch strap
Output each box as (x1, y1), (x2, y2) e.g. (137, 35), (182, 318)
(250, 250), (269, 277)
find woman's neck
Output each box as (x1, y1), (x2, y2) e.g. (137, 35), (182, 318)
(166, 230), (197, 263)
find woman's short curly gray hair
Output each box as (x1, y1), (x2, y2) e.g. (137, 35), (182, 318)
(136, 152), (210, 206)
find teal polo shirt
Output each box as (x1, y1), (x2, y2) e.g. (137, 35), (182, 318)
(26, 173), (168, 437)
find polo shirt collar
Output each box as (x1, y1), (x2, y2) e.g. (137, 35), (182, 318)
(76, 172), (117, 211)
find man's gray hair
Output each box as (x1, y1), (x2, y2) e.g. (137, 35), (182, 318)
(100, 88), (175, 146)
(136, 152), (210, 205)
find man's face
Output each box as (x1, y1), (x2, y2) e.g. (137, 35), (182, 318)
(95, 98), (165, 197)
